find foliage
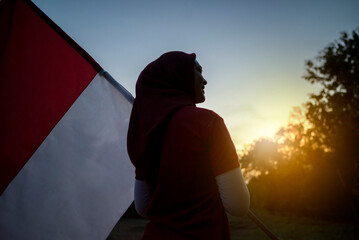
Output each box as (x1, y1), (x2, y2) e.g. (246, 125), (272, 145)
(241, 29), (359, 220)
(304, 29), (359, 153)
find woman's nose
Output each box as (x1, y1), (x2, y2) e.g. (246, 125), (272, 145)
(203, 79), (207, 85)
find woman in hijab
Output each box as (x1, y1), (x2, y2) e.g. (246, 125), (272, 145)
(127, 51), (249, 240)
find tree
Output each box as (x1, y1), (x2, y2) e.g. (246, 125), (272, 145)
(240, 29), (359, 219)
(304, 29), (359, 218)
(240, 138), (281, 179)
(304, 29), (359, 152)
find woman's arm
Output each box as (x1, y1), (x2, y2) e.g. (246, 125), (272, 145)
(215, 167), (250, 216)
(134, 179), (150, 217)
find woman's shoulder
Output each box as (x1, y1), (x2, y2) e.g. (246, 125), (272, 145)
(175, 105), (223, 123)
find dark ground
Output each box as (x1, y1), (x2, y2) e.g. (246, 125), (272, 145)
(107, 208), (359, 240)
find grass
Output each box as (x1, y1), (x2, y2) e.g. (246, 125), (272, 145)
(229, 210), (359, 240)
(107, 210), (359, 240)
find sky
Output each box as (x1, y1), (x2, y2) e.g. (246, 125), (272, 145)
(33, 0), (359, 151)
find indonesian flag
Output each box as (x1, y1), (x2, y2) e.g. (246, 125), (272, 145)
(0, 0), (135, 239)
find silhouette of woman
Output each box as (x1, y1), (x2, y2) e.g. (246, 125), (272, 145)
(127, 51), (249, 239)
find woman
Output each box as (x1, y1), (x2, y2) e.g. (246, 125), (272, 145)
(127, 51), (249, 239)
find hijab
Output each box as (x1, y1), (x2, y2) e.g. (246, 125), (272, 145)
(127, 51), (197, 192)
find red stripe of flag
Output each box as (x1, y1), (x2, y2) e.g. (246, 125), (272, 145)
(0, 0), (102, 194)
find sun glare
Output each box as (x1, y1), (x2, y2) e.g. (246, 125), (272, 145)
(252, 123), (278, 140)
(231, 121), (281, 154)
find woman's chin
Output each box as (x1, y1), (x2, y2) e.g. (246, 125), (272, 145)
(195, 96), (205, 104)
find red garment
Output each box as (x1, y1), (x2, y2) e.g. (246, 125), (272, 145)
(143, 106), (239, 239)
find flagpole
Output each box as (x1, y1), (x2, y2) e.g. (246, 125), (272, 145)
(247, 209), (281, 240)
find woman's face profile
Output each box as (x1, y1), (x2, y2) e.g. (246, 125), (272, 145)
(194, 60), (207, 103)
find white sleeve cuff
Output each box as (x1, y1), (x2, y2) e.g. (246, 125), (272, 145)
(215, 167), (250, 216)
(134, 179), (150, 217)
